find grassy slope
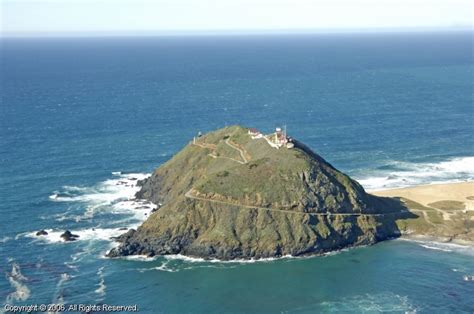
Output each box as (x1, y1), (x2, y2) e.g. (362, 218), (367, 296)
(393, 198), (474, 242)
(192, 126), (377, 214)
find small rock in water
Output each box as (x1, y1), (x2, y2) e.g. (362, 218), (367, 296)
(36, 230), (48, 236)
(60, 230), (80, 242)
(119, 227), (128, 231)
(463, 275), (474, 281)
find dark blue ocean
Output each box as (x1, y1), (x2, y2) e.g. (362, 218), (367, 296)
(1, 32), (473, 313)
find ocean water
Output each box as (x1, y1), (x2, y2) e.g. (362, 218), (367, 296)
(1, 32), (473, 313)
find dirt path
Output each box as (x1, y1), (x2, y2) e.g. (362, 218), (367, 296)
(193, 141), (245, 165)
(414, 209), (437, 226)
(193, 133), (251, 165)
(225, 138), (249, 164)
(208, 152), (246, 165)
(185, 189), (408, 217)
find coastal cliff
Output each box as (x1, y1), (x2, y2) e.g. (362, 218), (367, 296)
(108, 126), (410, 260)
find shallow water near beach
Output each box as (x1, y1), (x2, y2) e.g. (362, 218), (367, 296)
(1, 32), (473, 313)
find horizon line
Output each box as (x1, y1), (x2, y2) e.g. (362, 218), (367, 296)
(2, 26), (472, 39)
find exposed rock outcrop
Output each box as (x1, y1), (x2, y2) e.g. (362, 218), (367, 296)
(60, 230), (79, 242)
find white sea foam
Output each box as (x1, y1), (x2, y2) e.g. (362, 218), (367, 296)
(125, 247), (354, 270)
(119, 255), (159, 262)
(136, 259), (238, 273)
(46, 273), (71, 314)
(196, 247), (352, 263)
(15, 232), (30, 240)
(124, 253), (298, 274)
(0, 236), (12, 243)
(95, 267), (106, 298)
(48, 173), (149, 204)
(5, 263), (31, 304)
(316, 292), (417, 313)
(28, 172), (155, 246)
(419, 244), (452, 252)
(26, 227), (130, 244)
(399, 238), (474, 256)
(152, 261), (178, 273)
(356, 156), (474, 190)
(163, 253), (296, 264)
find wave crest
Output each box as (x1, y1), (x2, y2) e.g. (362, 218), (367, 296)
(5, 263), (31, 304)
(356, 156), (474, 190)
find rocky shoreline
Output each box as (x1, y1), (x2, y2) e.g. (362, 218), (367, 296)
(106, 225), (399, 260)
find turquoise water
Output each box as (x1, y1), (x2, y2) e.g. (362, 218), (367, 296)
(1, 32), (473, 313)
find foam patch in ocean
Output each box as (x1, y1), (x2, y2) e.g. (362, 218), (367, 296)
(0, 236), (12, 243)
(316, 292), (418, 313)
(49, 273), (71, 309)
(4, 263), (31, 305)
(356, 156), (474, 190)
(95, 267), (106, 300)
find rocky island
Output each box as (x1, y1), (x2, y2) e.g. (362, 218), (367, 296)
(107, 126), (471, 260)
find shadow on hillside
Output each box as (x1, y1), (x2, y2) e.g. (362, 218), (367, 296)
(369, 195), (420, 240)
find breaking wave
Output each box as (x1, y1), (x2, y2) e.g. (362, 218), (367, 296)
(399, 238), (474, 256)
(131, 249), (360, 273)
(27, 173), (155, 245)
(95, 267), (106, 299)
(48, 173), (149, 204)
(163, 253), (296, 264)
(5, 263), (31, 305)
(356, 156), (474, 190)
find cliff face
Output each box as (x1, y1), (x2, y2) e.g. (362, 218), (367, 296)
(108, 126), (405, 260)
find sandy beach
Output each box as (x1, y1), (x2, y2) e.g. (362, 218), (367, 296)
(371, 181), (474, 211)
(371, 181), (474, 245)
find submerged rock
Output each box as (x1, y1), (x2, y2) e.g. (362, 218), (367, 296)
(36, 230), (48, 236)
(108, 126), (409, 260)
